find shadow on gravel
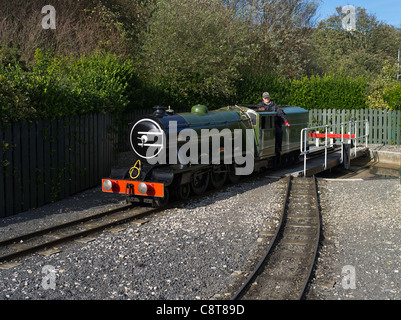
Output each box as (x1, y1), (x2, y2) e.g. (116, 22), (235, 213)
(0, 168), (282, 241)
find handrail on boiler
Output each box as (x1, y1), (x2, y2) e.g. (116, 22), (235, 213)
(300, 119), (369, 177)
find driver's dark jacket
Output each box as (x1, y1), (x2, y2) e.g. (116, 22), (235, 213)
(256, 101), (288, 127)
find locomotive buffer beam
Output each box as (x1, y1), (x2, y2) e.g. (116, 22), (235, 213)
(124, 183), (153, 204)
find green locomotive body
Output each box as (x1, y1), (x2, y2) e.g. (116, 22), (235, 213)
(102, 104), (308, 206)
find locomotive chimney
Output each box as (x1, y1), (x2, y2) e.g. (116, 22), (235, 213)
(153, 106), (167, 118)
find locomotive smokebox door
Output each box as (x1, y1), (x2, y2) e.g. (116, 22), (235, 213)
(130, 118), (165, 160)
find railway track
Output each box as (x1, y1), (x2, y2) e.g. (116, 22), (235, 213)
(232, 175), (321, 300)
(0, 204), (162, 268)
(0, 168), (244, 268)
(0, 172), (262, 268)
(0, 164), (287, 269)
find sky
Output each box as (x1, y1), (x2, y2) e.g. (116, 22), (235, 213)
(316, 0), (401, 27)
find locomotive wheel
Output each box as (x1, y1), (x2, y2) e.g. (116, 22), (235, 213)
(177, 184), (190, 200)
(210, 165), (227, 189)
(227, 164), (241, 184)
(191, 170), (209, 195)
(153, 188), (169, 207)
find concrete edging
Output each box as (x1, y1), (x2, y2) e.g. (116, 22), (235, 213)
(370, 150), (401, 166)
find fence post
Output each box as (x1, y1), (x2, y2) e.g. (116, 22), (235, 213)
(397, 110), (401, 145)
(3, 126), (13, 216)
(0, 123), (4, 217)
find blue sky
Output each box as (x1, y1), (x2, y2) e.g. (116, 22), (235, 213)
(316, 0), (401, 27)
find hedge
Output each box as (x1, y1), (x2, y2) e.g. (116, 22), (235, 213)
(236, 73), (371, 110)
(383, 83), (401, 110)
(0, 49), (143, 122)
(2, 47), (401, 124)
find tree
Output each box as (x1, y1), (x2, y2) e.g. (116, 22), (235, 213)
(138, 0), (257, 106)
(310, 6), (401, 79)
(223, 0), (320, 78)
(0, 0), (152, 62)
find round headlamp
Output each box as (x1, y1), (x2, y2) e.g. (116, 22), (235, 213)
(138, 182), (148, 194)
(103, 180), (113, 191)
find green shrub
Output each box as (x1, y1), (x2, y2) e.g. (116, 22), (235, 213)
(29, 49), (136, 117)
(287, 74), (368, 109)
(236, 73), (369, 110)
(0, 47), (33, 122)
(1, 44), (398, 124)
(383, 84), (401, 110)
(0, 73), (34, 123)
(0, 48), (143, 122)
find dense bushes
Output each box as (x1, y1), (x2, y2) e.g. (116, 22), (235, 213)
(0, 49), (142, 122)
(1, 1), (401, 123)
(383, 84), (401, 110)
(138, 0), (257, 108)
(0, 0), (150, 63)
(236, 73), (401, 111)
(2, 48), (400, 123)
(31, 49), (138, 116)
(0, 72), (33, 123)
(236, 73), (370, 110)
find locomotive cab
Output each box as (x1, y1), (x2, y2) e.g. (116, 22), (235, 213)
(255, 110), (277, 159)
(243, 107), (276, 159)
(280, 106), (309, 154)
(242, 105), (308, 165)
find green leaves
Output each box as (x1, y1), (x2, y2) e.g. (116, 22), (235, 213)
(138, 0), (257, 108)
(0, 49), (138, 122)
(383, 84), (401, 110)
(310, 7), (401, 79)
(237, 73), (370, 110)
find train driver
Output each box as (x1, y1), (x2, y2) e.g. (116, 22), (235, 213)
(257, 92), (290, 168)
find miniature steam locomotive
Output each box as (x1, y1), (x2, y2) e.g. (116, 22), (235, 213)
(102, 104), (308, 206)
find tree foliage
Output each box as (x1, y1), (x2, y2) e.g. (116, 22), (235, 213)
(232, 0), (320, 77)
(138, 0), (257, 106)
(2, 0), (401, 123)
(310, 7), (401, 79)
(0, 0), (152, 63)
(0, 48), (139, 122)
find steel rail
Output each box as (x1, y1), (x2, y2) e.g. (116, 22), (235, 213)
(231, 175), (321, 300)
(231, 175), (292, 300)
(0, 204), (134, 247)
(0, 169), (272, 266)
(297, 175), (321, 300)
(0, 166), (276, 266)
(0, 205), (161, 264)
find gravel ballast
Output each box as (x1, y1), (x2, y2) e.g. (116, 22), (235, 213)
(308, 178), (401, 300)
(1, 143), (400, 300)
(0, 176), (286, 300)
